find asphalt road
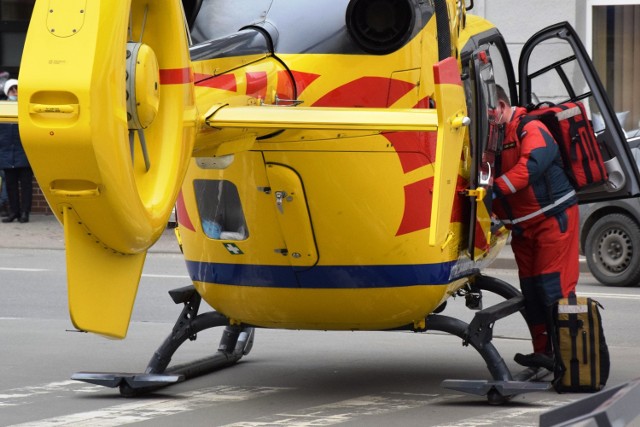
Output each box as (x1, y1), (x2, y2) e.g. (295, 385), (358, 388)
(1, 245), (640, 426)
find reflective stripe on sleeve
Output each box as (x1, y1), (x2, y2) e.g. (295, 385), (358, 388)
(502, 176), (517, 194)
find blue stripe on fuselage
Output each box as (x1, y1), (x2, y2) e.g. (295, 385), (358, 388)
(185, 260), (457, 288)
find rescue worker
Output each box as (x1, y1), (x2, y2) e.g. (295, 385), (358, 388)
(492, 85), (579, 371)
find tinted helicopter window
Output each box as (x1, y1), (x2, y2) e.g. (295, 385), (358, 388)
(194, 180), (249, 241)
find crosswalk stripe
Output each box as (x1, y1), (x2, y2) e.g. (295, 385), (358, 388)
(430, 398), (575, 427)
(0, 381), (98, 407)
(220, 392), (460, 427)
(7, 385), (287, 427)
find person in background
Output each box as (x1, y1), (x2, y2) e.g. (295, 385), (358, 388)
(0, 79), (33, 223)
(0, 72), (10, 217)
(0, 71), (9, 101)
(0, 169), (8, 217)
(492, 85), (579, 371)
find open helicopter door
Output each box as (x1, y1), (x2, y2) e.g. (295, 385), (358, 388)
(466, 46), (501, 259)
(519, 22), (640, 202)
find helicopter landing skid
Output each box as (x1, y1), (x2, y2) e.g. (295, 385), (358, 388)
(72, 285), (255, 397)
(441, 368), (552, 405)
(433, 274), (552, 404)
(73, 276), (547, 403)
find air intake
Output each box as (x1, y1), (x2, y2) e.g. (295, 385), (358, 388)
(346, 0), (416, 54)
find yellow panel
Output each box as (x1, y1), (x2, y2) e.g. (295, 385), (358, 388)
(63, 207), (145, 339)
(194, 281), (463, 330)
(47, 0), (88, 38)
(0, 101), (17, 123)
(265, 163), (318, 267)
(205, 105), (438, 133)
(429, 58), (468, 246)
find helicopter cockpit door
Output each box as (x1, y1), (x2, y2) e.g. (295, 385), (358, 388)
(519, 22), (640, 202)
(467, 46), (501, 260)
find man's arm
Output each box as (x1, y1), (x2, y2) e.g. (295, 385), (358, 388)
(494, 121), (559, 198)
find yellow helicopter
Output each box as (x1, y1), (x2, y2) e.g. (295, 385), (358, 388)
(7, 0), (639, 403)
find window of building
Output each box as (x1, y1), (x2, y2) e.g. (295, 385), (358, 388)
(588, 1), (640, 136)
(0, 0), (35, 74)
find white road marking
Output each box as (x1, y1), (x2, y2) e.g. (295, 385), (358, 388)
(6, 385), (288, 427)
(579, 292), (640, 301)
(0, 268), (187, 278)
(220, 392), (459, 427)
(0, 381), (99, 407)
(0, 381), (575, 426)
(431, 398), (575, 427)
(141, 273), (190, 279)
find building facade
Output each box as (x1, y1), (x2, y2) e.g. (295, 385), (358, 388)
(0, 1), (638, 214)
(475, 0), (640, 135)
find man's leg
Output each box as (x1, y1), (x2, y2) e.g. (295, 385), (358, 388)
(512, 206), (580, 369)
(512, 231), (546, 351)
(535, 205), (580, 305)
(2, 168), (19, 217)
(18, 167), (33, 217)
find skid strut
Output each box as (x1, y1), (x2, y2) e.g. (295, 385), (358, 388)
(73, 285), (254, 396)
(438, 274), (551, 404)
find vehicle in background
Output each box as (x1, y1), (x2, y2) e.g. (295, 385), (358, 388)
(580, 130), (640, 287)
(168, 205), (177, 228)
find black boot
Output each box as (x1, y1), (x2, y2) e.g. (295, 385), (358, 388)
(18, 212), (29, 223)
(2, 212), (19, 223)
(0, 203), (8, 218)
(514, 352), (555, 371)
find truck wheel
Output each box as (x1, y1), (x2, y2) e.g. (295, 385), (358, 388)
(585, 213), (640, 287)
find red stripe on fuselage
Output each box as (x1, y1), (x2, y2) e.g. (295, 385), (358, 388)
(290, 71), (320, 96)
(396, 178), (433, 236)
(433, 57), (461, 86)
(396, 175), (467, 236)
(312, 77), (415, 108)
(176, 191), (195, 232)
(194, 73), (237, 92)
(160, 68), (193, 85)
(474, 217), (489, 252)
(384, 131), (437, 174)
(246, 71), (268, 100)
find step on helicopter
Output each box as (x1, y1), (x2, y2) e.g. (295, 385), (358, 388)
(5, 0), (639, 404)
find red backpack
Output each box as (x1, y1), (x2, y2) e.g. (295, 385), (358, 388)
(516, 102), (608, 190)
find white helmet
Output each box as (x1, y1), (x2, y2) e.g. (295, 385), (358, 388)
(3, 78), (17, 96)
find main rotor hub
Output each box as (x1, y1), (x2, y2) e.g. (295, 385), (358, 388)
(126, 41), (160, 130)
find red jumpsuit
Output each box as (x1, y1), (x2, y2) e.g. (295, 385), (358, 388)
(493, 107), (579, 355)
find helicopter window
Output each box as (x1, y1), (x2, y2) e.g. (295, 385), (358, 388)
(190, 28), (270, 61)
(486, 44), (511, 106)
(190, 0), (273, 45)
(521, 36), (623, 139)
(523, 41), (584, 106)
(194, 179), (249, 241)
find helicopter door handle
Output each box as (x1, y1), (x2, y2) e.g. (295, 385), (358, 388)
(275, 191), (287, 213)
(479, 162), (492, 186)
